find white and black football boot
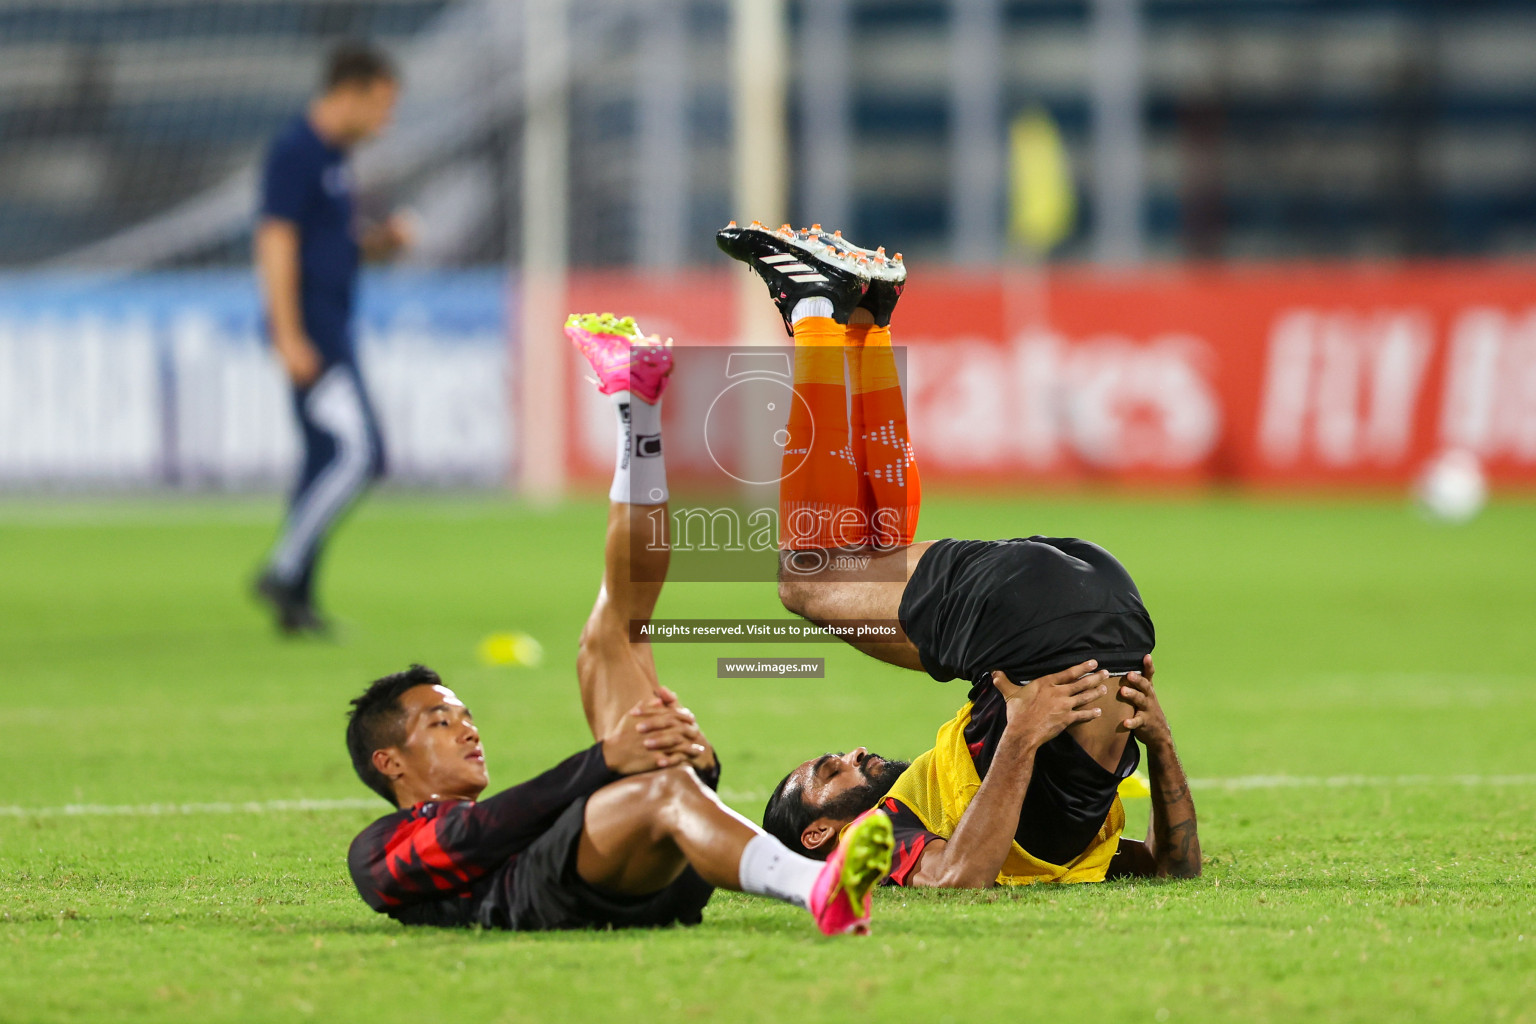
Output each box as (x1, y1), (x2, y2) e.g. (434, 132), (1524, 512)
(716, 220), (870, 334)
(807, 225), (907, 327)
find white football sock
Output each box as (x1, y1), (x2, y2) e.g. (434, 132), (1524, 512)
(737, 832), (823, 909)
(609, 390), (667, 504)
(791, 296), (834, 324)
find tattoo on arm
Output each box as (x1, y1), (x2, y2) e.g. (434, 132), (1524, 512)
(1161, 820), (1200, 876)
(1146, 743), (1201, 879)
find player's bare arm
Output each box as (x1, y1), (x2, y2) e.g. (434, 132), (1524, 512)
(1107, 656), (1201, 879)
(253, 217), (320, 386)
(905, 662), (1110, 887)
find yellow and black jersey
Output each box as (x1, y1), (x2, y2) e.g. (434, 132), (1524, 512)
(881, 679), (1139, 887)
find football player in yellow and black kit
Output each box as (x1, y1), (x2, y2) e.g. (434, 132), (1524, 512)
(717, 222), (1201, 887)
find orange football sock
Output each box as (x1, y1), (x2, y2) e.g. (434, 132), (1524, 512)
(847, 322), (921, 548)
(844, 325), (877, 528)
(779, 316), (863, 550)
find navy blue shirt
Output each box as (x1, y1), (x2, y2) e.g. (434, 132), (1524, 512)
(259, 115), (360, 367)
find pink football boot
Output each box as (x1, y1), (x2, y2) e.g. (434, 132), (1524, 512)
(807, 808), (893, 936)
(563, 312), (674, 404)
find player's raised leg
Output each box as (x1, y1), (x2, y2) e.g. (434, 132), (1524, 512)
(565, 313), (677, 740)
(719, 226), (928, 667)
(562, 310), (894, 933)
(716, 221), (869, 551)
(816, 228), (922, 549)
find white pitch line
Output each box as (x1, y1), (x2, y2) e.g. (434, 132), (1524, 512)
(3, 775), (1535, 818)
(1188, 773), (1536, 792)
(0, 498), (517, 529)
(0, 797), (384, 818)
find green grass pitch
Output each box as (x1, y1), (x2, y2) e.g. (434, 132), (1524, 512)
(3, 492), (1534, 1023)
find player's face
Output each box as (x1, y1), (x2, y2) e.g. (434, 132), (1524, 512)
(348, 78), (398, 141)
(792, 747), (903, 811)
(392, 684), (488, 801)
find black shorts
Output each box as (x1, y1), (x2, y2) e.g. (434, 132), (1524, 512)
(1016, 729), (1140, 864)
(898, 536), (1155, 686)
(479, 796), (715, 932)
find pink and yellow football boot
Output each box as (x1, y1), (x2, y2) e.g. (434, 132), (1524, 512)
(808, 808), (893, 936)
(563, 312), (674, 404)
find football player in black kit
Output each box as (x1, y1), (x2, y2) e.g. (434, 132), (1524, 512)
(344, 313), (895, 934)
(712, 222), (1201, 889)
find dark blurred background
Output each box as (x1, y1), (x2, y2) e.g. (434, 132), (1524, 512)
(1, 1), (1532, 500)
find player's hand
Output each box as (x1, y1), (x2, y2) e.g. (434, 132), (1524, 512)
(361, 209), (417, 260)
(992, 660), (1108, 749)
(384, 209), (418, 252)
(275, 332), (322, 387)
(1117, 654), (1172, 749)
(601, 695), (708, 775)
(645, 686), (717, 775)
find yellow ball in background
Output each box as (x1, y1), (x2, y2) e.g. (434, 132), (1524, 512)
(1117, 772), (1152, 799)
(477, 631), (544, 668)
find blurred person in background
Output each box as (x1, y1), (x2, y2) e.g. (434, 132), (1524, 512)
(252, 42), (414, 635)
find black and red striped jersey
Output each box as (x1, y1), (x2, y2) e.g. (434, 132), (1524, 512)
(347, 743), (617, 926)
(881, 795), (934, 886)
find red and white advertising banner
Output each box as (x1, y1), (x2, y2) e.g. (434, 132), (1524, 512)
(556, 265), (1536, 489)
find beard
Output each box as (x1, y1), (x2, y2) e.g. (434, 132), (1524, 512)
(814, 753), (912, 824)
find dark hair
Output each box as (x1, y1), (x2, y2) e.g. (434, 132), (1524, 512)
(763, 756), (911, 861)
(346, 664), (441, 805)
(324, 42), (397, 92)
(763, 768), (823, 859)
